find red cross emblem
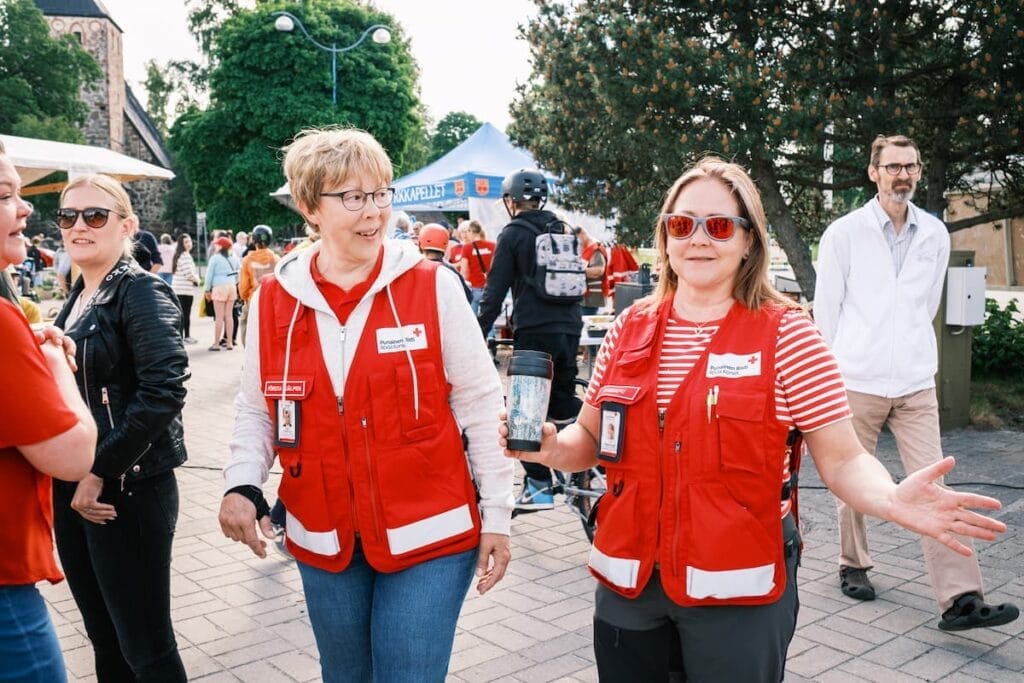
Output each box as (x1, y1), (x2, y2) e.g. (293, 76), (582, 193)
(748, 355), (758, 364)
(413, 327), (423, 337)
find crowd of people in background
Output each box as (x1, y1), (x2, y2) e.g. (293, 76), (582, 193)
(4, 128), (1018, 683)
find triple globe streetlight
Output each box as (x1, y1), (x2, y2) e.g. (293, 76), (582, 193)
(271, 11), (391, 107)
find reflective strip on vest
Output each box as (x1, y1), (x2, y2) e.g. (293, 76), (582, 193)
(286, 510), (341, 556)
(589, 545), (641, 589)
(386, 504), (474, 556)
(686, 563), (775, 600)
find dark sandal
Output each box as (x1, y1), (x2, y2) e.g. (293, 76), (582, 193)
(839, 566), (876, 601)
(939, 593), (1020, 631)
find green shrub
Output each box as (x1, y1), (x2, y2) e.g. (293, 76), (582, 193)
(971, 298), (1024, 378)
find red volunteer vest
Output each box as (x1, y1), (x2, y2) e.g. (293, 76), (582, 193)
(581, 242), (611, 297)
(258, 261), (481, 573)
(588, 300), (790, 606)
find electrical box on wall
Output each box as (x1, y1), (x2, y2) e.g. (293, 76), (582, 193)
(945, 267), (986, 326)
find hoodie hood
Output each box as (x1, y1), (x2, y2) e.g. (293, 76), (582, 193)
(273, 239), (424, 316)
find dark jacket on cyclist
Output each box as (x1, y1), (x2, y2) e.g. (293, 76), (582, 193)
(476, 209), (582, 337)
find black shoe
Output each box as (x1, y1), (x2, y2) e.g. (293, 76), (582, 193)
(938, 592), (1020, 631)
(839, 566), (876, 601)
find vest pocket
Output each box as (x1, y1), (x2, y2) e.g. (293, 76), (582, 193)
(714, 390), (768, 473)
(589, 473), (644, 591)
(276, 453), (347, 559)
(372, 441), (477, 557)
(368, 363), (441, 445)
(684, 482), (782, 601)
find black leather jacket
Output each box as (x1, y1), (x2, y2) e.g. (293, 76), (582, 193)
(56, 259), (190, 486)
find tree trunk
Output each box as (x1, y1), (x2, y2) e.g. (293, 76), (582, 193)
(749, 158), (818, 298)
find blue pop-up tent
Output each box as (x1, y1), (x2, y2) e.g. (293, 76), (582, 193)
(391, 122), (554, 211)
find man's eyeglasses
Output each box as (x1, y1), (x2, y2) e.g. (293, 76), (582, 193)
(55, 207), (123, 230)
(319, 187), (395, 211)
(661, 213), (751, 241)
(876, 162), (922, 176)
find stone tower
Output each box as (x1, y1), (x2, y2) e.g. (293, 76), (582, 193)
(36, 0), (125, 152)
(34, 0), (176, 232)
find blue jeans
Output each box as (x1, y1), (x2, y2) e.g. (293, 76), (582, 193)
(297, 543), (477, 683)
(0, 585), (67, 683)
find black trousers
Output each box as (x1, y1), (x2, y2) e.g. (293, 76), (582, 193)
(53, 471), (186, 682)
(512, 330), (582, 484)
(175, 295), (193, 338)
(594, 518), (801, 682)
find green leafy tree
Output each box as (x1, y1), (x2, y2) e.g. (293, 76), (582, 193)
(170, 0), (420, 231)
(428, 111), (482, 162)
(0, 0), (99, 143)
(511, 0), (1024, 295)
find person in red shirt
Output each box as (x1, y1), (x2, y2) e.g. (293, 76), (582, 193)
(0, 143), (96, 682)
(457, 220), (495, 314)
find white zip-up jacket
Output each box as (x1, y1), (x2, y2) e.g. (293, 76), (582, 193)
(225, 240), (514, 535)
(814, 198), (950, 398)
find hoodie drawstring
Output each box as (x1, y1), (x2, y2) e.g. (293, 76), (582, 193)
(384, 283), (420, 421)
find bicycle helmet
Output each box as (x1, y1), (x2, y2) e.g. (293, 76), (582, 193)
(251, 224), (273, 246)
(418, 223), (449, 253)
(501, 169), (548, 205)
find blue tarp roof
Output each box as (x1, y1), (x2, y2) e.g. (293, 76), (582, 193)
(392, 122), (554, 210)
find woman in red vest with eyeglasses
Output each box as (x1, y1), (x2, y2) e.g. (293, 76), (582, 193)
(502, 156), (1010, 682)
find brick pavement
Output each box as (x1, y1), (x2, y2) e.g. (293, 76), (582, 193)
(40, 311), (1023, 681)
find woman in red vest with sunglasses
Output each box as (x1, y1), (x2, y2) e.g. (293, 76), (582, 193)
(219, 127), (513, 683)
(503, 157), (1010, 682)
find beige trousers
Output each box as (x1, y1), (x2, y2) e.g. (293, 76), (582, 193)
(837, 388), (984, 612)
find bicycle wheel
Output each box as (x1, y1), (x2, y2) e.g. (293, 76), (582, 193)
(567, 468), (605, 542)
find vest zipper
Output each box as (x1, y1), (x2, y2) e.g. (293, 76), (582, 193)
(338, 396), (360, 535)
(671, 439), (682, 577)
(658, 409), (666, 432)
(360, 416), (383, 540)
(82, 339), (92, 410)
(101, 387), (115, 429)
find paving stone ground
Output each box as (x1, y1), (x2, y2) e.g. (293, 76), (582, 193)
(40, 310), (1024, 681)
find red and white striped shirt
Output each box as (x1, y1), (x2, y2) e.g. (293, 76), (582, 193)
(584, 306), (852, 516)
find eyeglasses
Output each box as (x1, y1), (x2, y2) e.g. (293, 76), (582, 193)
(661, 213), (751, 241)
(319, 187), (395, 211)
(55, 207), (123, 230)
(876, 162), (922, 176)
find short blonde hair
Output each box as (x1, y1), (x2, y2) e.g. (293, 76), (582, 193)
(282, 127), (393, 233)
(60, 174), (137, 259)
(466, 219), (486, 239)
(649, 156), (799, 313)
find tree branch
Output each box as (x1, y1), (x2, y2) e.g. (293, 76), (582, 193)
(946, 206), (1024, 233)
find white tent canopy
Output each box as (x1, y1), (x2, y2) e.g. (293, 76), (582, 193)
(1, 133), (175, 188)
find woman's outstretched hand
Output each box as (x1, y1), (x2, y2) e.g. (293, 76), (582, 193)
(886, 456), (1006, 556)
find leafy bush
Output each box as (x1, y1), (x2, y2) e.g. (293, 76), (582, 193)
(971, 298), (1024, 378)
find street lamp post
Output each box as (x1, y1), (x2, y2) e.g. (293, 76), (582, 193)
(271, 11), (391, 107)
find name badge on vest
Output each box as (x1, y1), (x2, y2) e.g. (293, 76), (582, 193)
(597, 403), (625, 463)
(376, 324), (429, 354)
(275, 399), (300, 448)
(706, 351), (762, 379)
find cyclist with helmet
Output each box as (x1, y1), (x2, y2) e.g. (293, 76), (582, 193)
(419, 223), (472, 304)
(477, 169), (583, 511)
(238, 224), (279, 347)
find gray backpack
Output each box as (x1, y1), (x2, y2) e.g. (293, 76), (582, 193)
(512, 218), (586, 303)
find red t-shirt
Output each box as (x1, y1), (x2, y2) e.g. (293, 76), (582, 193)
(459, 240), (495, 288)
(311, 248), (385, 324)
(0, 298), (78, 585)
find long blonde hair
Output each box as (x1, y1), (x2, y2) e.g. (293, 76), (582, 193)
(648, 156), (800, 313)
(60, 174), (137, 259)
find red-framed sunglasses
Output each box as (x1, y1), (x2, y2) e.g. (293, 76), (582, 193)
(661, 213), (750, 241)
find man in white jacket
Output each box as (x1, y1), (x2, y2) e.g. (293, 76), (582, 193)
(814, 134), (1018, 632)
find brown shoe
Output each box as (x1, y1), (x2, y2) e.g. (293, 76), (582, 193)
(839, 565), (876, 601)
(939, 592), (1020, 631)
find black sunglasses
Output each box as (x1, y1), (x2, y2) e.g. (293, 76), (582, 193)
(55, 207), (123, 230)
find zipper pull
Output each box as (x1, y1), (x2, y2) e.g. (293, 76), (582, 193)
(658, 409), (666, 432)
(119, 473), (126, 492)
(360, 417), (368, 429)
(339, 327), (346, 342)
(674, 441), (681, 454)
(101, 387), (110, 405)
(337, 396), (344, 415)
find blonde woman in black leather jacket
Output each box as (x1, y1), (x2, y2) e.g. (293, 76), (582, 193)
(54, 174), (189, 682)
